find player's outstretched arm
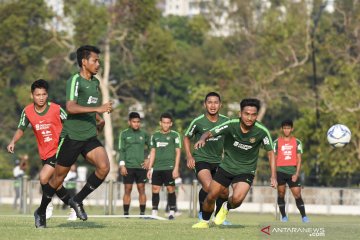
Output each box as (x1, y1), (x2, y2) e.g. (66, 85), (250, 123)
(7, 129), (24, 153)
(147, 148), (156, 180)
(194, 131), (212, 149)
(172, 148), (181, 179)
(267, 150), (277, 188)
(183, 136), (195, 169)
(66, 100), (113, 114)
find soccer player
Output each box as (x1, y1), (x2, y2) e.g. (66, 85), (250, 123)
(7, 79), (70, 219)
(118, 112), (150, 216)
(274, 119), (309, 223)
(34, 45), (113, 228)
(192, 98), (277, 228)
(183, 92), (230, 224)
(147, 113), (181, 220)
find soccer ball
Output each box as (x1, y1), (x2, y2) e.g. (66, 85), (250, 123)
(327, 124), (351, 148)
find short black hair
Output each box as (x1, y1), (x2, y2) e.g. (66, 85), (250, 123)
(160, 112), (173, 121)
(281, 119), (293, 128)
(129, 112), (141, 120)
(204, 92), (221, 102)
(76, 45), (101, 67)
(31, 79), (49, 93)
(240, 98), (261, 112)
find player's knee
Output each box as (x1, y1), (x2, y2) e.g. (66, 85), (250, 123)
(96, 162), (110, 177)
(39, 175), (48, 185)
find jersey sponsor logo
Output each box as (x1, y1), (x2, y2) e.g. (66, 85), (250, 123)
(44, 136), (53, 143)
(87, 96), (99, 104)
(233, 141), (253, 150)
(281, 144), (294, 160)
(263, 136), (270, 145)
(214, 125), (228, 133)
(249, 137), (256, 143)
(35, 123), (51, 131)
(156, 142), (169, 147)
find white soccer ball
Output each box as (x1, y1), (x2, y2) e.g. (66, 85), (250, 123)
(327, 124), (351, 148)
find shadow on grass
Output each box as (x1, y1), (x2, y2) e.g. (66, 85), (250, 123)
(218, 224), (245, 229)
(56, 221), (105, 229)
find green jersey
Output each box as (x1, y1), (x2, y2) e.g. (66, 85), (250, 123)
(274, 138), (303, 175)
(210, 118), (273, 175)
(118, 128), (150, 168)
(150, 130), (181, 170)
(62, 73), (102, 141)
(185, 114), (228, 163)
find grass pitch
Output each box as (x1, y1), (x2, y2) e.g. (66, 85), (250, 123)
(1, 206), (359, 240)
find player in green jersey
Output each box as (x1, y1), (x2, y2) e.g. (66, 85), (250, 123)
(183, 92), (230, 224)
(192, 98), (277, 228)
(147, 113), (181, 220)
(118, 112), (150, 216)
(274, 119), (309, 223)
(34, 45), (113, 228)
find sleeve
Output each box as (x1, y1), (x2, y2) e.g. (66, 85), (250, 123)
(17, 109), (29, 131)
(66, 75), (79, 102)
(174, 131), (182, 148)
(261, 129), (274, 151)
(184, 119), (198, 138)
(209, 120), (231, 137)
(296, 139), (303, 154)
(150, 134), (156, 149)
(118, 130), (126, 161)
(60, 106), (67, 121)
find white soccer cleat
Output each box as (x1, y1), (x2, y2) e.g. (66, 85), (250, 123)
(67, 208), (77, 221)
(152, 210), (158, 216)
(46, 202), (53, 220)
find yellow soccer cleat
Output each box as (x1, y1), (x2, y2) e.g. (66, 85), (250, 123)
(214, 202), (229, 225)
(192, 220), (210, 229)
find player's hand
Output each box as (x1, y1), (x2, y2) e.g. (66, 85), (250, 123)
(194, 140), (206, 149)
(7, 142), (15, 153)
(142, 158), (150, 170)
(270, 176), (277, 189)
(120, 166), (128, 176)
(186, 156), (195, 169)
(172, 169), (179, 179)
(147, 169), (153, 180)
(97, 101), (113, 114)
(292, 174), (299, 182)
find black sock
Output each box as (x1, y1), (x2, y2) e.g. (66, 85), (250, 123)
(152, 193), (159, 210)
(123, 204), (130, 215)
(198, 188), (207, 213)
(215, 197), (227, 216)
(73, 172), (104, 203)
(56, 186), (70, 205)
(278, 197), (286, 217)
(202, 211), (212, 221)
(38, 184), (56, 214)
(168, 192), (176, 211)
(295, 197), (306, 217)
(140, 204), (146, 214)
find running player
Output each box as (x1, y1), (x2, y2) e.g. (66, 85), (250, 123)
(147, 113), (181, 220)
(118, 112), (150, 216)
(34, 45), (113, 228)
(7, 79), (70, 219)
(274, 119), (309, 223)
(192, 98), (277, 228)
(183, 92), (230, 224)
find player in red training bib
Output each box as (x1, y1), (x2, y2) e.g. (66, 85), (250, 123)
(7, 79), (72, 220)
(274, 119), (309, 223)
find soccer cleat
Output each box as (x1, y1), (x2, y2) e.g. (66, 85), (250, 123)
(214, 202), (229, 225)
(302, 216), (310, 223)
(68, 197), (87, 221)
(168, 214), (175, 220)
(152, 209), (158, 216)
(192, 220), (209, 229)
(198, 212), (203, 220)
(45, 202), (53, 220)
(67, 208), (77, 221)
(34, 209), (46, 228)
(281, 216), (288, 222)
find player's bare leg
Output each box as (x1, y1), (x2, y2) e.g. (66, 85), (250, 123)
(123, 184), (133, 215)
(137, 183), (146, 215)
(151, 185), (161, 216)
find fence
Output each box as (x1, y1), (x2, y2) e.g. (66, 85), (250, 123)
(1, 178), (360, 217)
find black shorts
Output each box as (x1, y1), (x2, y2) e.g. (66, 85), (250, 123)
(277, 171), (301, 188)
(123, 168), (147, 184)
(41, 155), (56, 168)
(195, 161), (219, 177)
(213, 167), (254, 188)
(56, 136), (103, 167)
(152, 170), (175, 186)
